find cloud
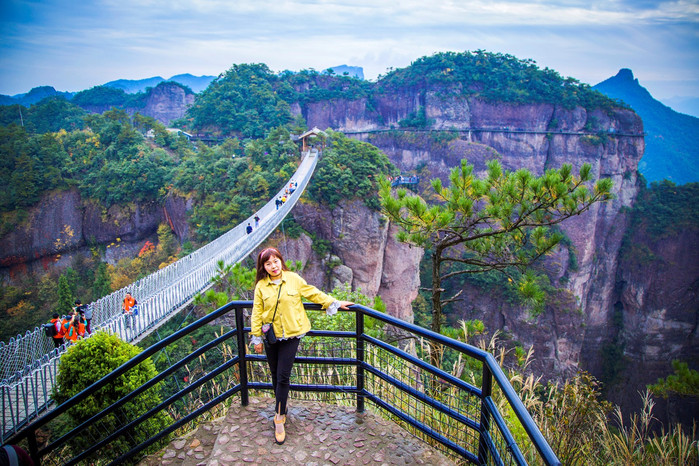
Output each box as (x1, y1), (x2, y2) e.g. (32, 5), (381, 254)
(0, 0), (697, 99)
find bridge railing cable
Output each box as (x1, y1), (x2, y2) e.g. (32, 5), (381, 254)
(1, 150), (319, 440)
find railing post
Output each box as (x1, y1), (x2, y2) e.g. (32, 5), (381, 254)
(235, 304), (249, 407)
(355, 307), (365, 413)
(478, 363), (493, 465)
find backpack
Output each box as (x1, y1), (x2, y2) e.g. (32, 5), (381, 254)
(43, 322), (57, 337)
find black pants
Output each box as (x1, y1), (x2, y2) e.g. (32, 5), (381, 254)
(264, 337), (300, 416)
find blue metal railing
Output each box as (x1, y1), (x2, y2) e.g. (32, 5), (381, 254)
(5, 301), (560, 465)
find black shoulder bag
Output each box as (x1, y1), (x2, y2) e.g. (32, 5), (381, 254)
(262, 283), (282, 345)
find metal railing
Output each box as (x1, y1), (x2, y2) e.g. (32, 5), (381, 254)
(0, 150), (320, 441)
(5, 301), (560, 465)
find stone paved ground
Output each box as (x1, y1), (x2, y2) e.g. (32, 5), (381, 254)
(139, 397), (458, 465)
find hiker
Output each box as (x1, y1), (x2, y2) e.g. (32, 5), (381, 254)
(254, 215), (260, 227)
(246, 223), (253, 234)
(249, 247), (353, 445)
(48, 313), (64, 348)
(74, 299), (92, 334)
(64, 313), (82, 343)
(123, 291), (137, 329)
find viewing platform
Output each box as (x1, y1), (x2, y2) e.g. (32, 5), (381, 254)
(139, 397), (455, 465)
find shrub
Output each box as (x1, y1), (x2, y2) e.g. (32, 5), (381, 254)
(52, 331), (171, 462)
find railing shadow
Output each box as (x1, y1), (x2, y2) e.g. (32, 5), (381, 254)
(5, 301), (560, 466)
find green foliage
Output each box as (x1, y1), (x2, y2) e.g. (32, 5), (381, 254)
(0, 98), (86, 133)
(307, 283), (386, 340)
(71, 85), (148, 109)
(92, 261), (112, 299)
(648, 360), (699, 399)
(381, 157), (613, 334)
(630, 181), (698, 239)
(377, 50), (621, 111)
(278, 69), (372, 103)
(398, 106), (434, 128)
(52, 332), (171, 461)
(56, 274), (74, 316)
(0, 125), (70, 211)
(176, 128), (297, 242)
(194, 260), (256, 312)
(308, 130), (396, 210)
(185, 63), (293, 138)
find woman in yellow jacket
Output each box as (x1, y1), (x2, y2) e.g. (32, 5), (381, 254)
(250, 247), (353, 445)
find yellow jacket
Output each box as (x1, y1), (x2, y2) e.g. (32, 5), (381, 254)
(251, 271), (335, 340)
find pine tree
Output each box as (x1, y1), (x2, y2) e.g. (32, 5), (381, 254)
(57, 274), (74, 316)
(380, 158), (613, 338)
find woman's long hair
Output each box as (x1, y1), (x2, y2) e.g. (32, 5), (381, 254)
(255, 247), (289, 284)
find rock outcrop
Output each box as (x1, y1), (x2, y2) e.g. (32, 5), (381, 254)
(0, 189), (192, 276)
(272, 200), (423, 323)
(294, 89), (656, 395)
(76, 82), (194, 126)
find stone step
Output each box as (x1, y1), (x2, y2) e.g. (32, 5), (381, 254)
(141, 396), (457, 465)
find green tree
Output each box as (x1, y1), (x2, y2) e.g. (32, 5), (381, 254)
(57, 274), (74, 316)
(380, 158), (613, 338)
(92, 261), (112, 298)
(649, 360), (699, 399)
(52, 332), (171, 462)
(308, 130), (396, 210)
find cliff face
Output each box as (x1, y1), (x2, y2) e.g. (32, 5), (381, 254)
(270, 200), (423, 323)
(297, 89), (651, 389)
(610, 227), (699, 424)
(6, 82), (693, 425)
(77, 82), (194, 126)
(0, 189), (192, 276)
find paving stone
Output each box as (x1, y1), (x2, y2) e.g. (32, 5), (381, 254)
(139, 397), (456, 465)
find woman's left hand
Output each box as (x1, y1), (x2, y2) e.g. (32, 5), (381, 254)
(338, 301), (354, 310)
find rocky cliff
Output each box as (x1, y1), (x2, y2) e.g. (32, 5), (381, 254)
(294, 89), (679, 399)
(4, 77), (694, 425)
(0, 189), (191, 277)
(264, 200), (423, 322)
(77, 82), (194, 126)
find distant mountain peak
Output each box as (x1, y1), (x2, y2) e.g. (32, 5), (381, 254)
(615, 68), (635, 81)
(594, 69), (699, 185)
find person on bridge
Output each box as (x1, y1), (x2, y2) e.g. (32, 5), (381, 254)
(250, 247), (353, 445)
(50, 313), (64, 348)
(123, 291), (138, 329)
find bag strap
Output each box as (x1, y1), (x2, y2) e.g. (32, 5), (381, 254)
(266, 283), (283, 325)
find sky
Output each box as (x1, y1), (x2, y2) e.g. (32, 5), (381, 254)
(0, 0), (698, 102)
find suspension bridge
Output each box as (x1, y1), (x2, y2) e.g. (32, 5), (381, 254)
(0, 148), (320, 441)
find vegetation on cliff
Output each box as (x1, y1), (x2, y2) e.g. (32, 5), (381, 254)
(182, 63), (294, 138)
(377, 50), (623, 111)
(308, 130), (396, 210)
(380, 158), (613, 337)
(52, 332), (172, 461)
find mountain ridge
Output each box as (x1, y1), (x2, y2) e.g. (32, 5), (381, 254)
(594, 68), (698, 184)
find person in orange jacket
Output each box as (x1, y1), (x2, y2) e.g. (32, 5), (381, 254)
(123, 291), (138, 329)
(63, 314), (81, 343)
(49, 313), (64, 348)
(59, 314), (71, 339)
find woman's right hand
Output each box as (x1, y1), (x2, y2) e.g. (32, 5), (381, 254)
(254, 343), (263, 354)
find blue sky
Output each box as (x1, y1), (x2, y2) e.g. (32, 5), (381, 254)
(0, 0), (697, 101)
